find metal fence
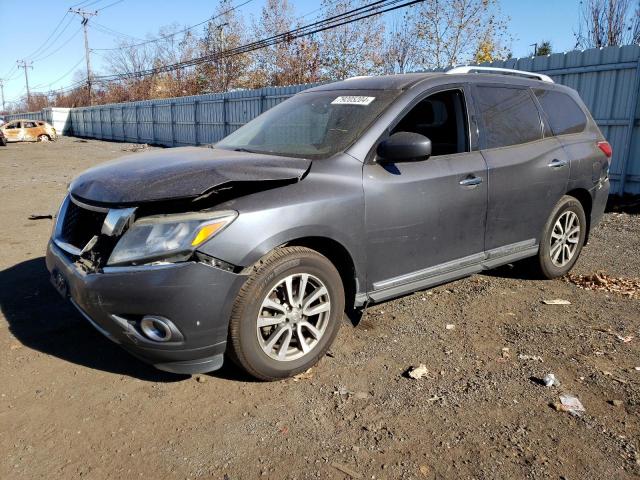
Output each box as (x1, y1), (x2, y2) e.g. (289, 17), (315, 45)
(69, 84), (320, 147)
(7, 45), (640, 194)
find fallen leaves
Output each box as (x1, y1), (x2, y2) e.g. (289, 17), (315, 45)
(565, 271), (640, 298)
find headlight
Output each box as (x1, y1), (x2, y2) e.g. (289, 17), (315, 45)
(107, 210), (237, 266)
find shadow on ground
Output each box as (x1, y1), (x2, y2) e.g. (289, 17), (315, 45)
(0, 257), (250, 382)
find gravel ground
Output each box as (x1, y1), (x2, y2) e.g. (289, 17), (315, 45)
(1, 137), (639, 480)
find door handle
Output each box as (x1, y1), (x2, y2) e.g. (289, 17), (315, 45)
(548, 158), (568, 168)
(459, 175), (483, 187)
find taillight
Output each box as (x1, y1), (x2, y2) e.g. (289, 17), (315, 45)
(597, 141), (612, 161)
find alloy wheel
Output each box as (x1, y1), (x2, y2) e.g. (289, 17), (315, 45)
(256, 273), (331, 361)
(549, 210), (580, 267)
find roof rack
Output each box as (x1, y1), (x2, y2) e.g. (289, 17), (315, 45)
(446, 66), (554, 83)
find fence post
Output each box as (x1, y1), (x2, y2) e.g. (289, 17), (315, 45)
(170, 101), (176, 147)
(193, 100), (199, 146)
(134, 104), (139, 143)
(619, 56), (640, 195)
(110, 107), (114, 140)
(259, 92), (265, 114)
(151, 104), (155, 144)
(222, 97), (227, 138)
(121, 106), (125, 141)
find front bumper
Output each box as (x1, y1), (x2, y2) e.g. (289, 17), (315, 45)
(46, 241), (247, 374)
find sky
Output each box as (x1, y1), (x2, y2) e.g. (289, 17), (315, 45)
(0, 0), (583, 108)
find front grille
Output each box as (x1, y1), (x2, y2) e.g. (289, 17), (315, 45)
(60, 199), (107, 250)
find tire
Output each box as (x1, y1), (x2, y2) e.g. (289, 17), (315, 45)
(535, 195), (587, 279)
(228, 246), (345, 381)
(38, 134), (50, 142)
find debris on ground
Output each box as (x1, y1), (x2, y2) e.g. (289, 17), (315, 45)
(28, 214), (53, 220)
(553, 394), (586, 417)
(195, 375), (207, 383)
(445, 324), (455, 330)
(407, 364), (430, 380)
(609, 399), (624, 407)
(542, 299), (571, 305)
(518, 354), (544, 362)
(592, 327), (634, 343)
(543, 373), (559, 387)
(565, 271), (640, 297)
(330, 462), (362, 479)
(292, 368), (314, 381)
(501, 347), (511, 359)
(121, 143), (149, 152)
(333, 386), (351, 396)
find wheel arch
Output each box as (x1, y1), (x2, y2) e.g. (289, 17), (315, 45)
(565, 188), (592, 243)
(281, 236), (361, 310)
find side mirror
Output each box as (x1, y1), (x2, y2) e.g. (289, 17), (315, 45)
(377, 132), (432, 163)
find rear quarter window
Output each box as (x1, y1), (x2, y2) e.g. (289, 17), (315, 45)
(476, 86), (543, 149)
(534, 89), (587, 135)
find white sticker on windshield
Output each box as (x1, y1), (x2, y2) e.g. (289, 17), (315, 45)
(331, 96), (376, 106)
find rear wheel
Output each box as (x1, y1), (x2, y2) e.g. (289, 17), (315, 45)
(535, 195), (587, 279)
(38, 134), (50, 142)
(228, 247), (345, 381)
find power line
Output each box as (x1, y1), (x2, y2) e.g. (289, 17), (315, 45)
(94, 0), (419, 83)
(31, 56), (86, 91)
(23, 12), (73, 61)
(92, 0), (255, 51)
(91, 21), (145, 42)
(31, 26), (83, 63)
(96, 0), (125, 12)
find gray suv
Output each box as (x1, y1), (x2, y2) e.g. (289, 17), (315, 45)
(46, 69), (611, 380)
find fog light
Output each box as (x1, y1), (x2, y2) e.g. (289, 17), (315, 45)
(140, 316), (173, 342)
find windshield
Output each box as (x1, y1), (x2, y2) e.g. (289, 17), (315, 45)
(216, 89), (400, 159)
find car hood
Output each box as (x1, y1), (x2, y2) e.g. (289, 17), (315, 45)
(69, 147), (312, 205)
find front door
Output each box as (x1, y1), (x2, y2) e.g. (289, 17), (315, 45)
(3, 121), (23, 142)
(364, 88), (488, 298)
(473, 85), (570, 251)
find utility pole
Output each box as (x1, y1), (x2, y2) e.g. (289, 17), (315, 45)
(0, 79), (5, 112)
(69, 8), (97, 105)
(16, 60), (33, 108)
(530, 42), (538, 57)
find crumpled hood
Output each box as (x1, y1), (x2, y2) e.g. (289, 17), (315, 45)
(69, 146), (311, 204)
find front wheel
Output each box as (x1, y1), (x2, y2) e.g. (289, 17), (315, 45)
(228, 246), (345, 381)
(38, 134), (50, 142)
(535, 195), (587, 279)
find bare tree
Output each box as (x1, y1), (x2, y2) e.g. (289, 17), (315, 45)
(381, 10), (420, 74)
(248, 0), (322, 88)
(575, 0), (638, 48)
(414, 0), (512, 69)
(319, 0), (385, 80)
(198, 0), (251, 93)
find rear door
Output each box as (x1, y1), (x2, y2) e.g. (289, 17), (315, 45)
(474, 84), (570, 252)
(3, 121), (24, 142)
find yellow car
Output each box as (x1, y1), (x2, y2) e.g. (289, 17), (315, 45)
(1, 119), (57, 142)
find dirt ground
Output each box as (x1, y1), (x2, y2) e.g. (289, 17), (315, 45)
(1, 137), (639, 480)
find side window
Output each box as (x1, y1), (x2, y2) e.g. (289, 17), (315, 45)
(476, 86), (542, 149)
(534, 89), (587, 135)
(5, 122), (20, 129)
(391, 89), (469, 156)
(24, 121), (37, 128)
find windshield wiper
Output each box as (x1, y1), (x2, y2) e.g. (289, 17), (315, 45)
(233, 147), (258, 153)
